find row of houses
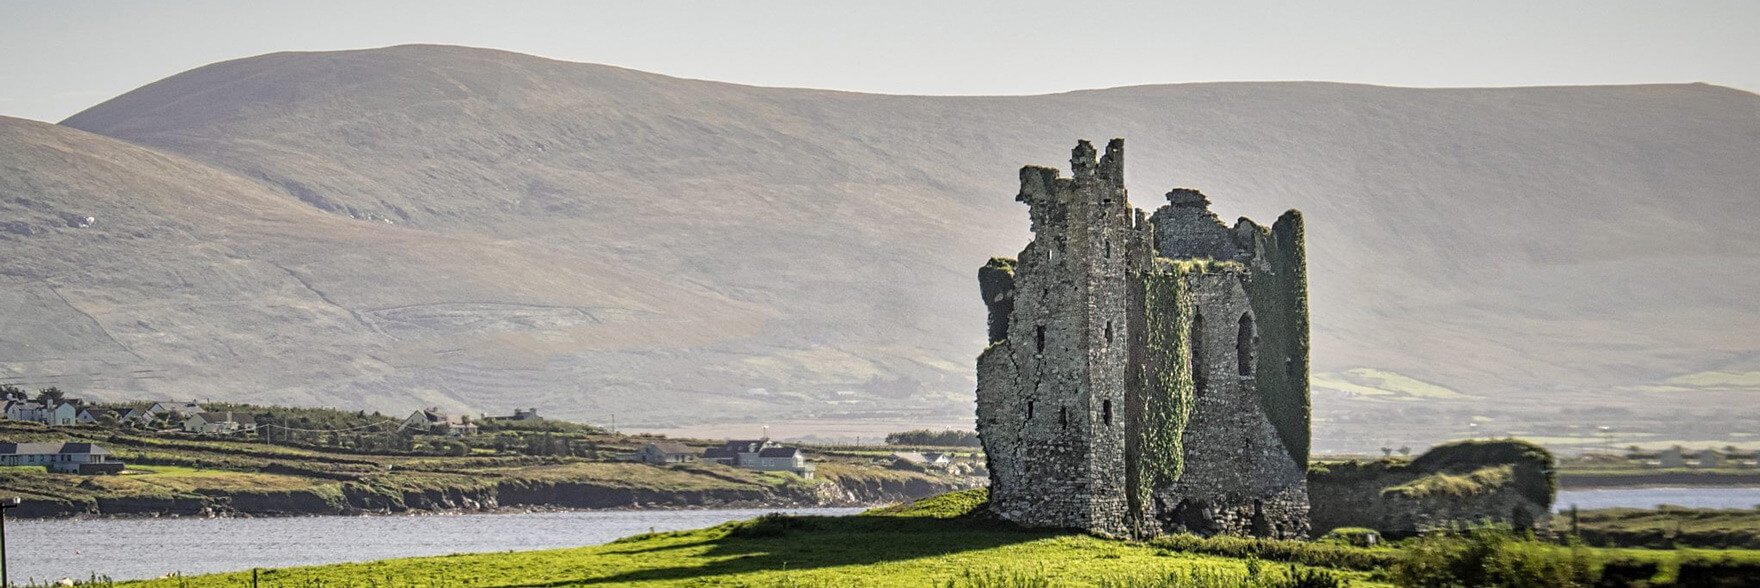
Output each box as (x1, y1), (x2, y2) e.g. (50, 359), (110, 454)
(4, 399), (207, 428)
(5, 398), (541, 438)
(1647, 447), (1760, 469)
(634, 438), (815, 479)
(402, 407), (545, 437)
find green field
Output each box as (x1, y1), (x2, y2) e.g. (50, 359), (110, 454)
(104, 490), (1760, 588)
(1574, 506), (1760, 549)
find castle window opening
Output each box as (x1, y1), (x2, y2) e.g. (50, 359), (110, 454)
(1104, 239), (1111, 259)
(1105, 320), (1113, 343)
(1237, 313), (1256, 376)
(1036, 325), (1046, 352)
(1059, 406), (1068, 430)
(1027, 400), (1035, 420)
(1103, 399), (1112, 425)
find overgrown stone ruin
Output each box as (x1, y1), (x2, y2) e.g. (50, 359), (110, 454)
(975, 139), (1312, 539)
(1307, 440), (1556, 538)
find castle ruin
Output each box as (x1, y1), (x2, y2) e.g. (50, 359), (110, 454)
(975, 138), (1312, 539)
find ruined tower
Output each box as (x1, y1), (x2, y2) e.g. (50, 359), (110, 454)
(976, 139), (1312, 539)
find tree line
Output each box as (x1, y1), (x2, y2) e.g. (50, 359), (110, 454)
(885, 429), (981, 447)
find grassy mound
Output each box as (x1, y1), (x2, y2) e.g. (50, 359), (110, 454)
(863, 487), (991, 519)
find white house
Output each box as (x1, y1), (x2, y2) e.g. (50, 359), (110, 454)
(1, 400), (79, 426)
(146, 401), (204, 419)
(0, 442), (125, 474)
(3, 400), (38, 421)
(635, 441), (697, 465)
(43, 402), (79, 426)
(749, 447), (814, 479)
(704, 439), (772, 465)
(183, 412), (245, 434)
(702, 438), (813, 478)
(892, 451), (952, 469)
(404, 408), (478, 436)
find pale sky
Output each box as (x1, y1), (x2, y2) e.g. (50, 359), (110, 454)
(3, 0), (1756, 123)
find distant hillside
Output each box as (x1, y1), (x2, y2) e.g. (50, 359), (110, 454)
(5, 44), (1758, 439)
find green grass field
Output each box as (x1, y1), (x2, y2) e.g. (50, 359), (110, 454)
(118, 493), (1388, 588)
(100, 490), (1760, 588)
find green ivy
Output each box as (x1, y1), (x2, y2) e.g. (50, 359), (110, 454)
(1244, 210), (1312, 467)
(1127, 260), (1196, 534)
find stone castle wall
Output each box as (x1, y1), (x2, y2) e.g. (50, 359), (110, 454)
(1152, 270), (1310, 539)
(977, 140), (1143, 536)
(976, 138), (1312, 539)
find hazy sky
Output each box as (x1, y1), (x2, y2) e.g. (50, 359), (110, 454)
(3, 0), (1757, 123)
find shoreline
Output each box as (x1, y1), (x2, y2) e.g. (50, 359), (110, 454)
(1558, 472), (1760, 489)
(15, 498), (894, 522)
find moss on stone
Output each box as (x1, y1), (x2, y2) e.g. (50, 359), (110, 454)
(1128, 263), (1196, 532)
(1244, 210), (1311, 467)
(1382, 464), (1516, 499)
(983, 256), (1018, 275)
(1408, 439), (1557, 506)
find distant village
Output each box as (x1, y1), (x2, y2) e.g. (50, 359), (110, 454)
(0, 386), (983, 481)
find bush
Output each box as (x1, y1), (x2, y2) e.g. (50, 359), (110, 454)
(1318, 527), (1382, 547)
(728, 513), (818, 539)
(886, 429), (982, 447)
(1592, 558), (1658, 588)
(1388, 528), (1595, 587)
(1673, 555), (1760, 588)
(1151, 533), (1394, 571)
(946, 564), (1349, 588)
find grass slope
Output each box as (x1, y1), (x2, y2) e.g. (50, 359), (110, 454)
(120, 491), (1387, 588)
(0, 422), (959, 516)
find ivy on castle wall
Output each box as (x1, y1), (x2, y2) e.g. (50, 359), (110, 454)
(1245, 210), (1312, 467)
(1127, 259), (1197, 532)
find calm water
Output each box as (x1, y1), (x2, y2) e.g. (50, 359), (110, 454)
(1555, 487), (1760, 511)
(5, 508), (863, 582)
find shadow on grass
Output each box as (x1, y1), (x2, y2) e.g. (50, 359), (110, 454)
(561, 513), (1056, 585)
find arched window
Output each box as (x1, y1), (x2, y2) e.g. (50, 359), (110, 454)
(1190, 312), (1205, 396)
(1237, 313), (1256, 376)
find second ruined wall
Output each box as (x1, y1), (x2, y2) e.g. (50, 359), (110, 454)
(1145, 263), (1309, 538)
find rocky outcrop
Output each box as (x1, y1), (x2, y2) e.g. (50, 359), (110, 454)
(1308, 440), (1556, 537)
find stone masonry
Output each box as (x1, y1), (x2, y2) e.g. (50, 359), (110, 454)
(976, 139), (1312, 539)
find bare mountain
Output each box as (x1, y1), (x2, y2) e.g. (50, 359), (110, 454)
(6, 45), (1758, 443)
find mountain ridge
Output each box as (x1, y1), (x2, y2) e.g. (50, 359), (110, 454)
(5, 45), (1757, 445)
